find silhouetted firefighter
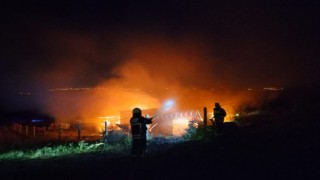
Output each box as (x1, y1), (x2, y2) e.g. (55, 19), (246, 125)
(210, 102), (226, 135)
(130, 108), (153, 157)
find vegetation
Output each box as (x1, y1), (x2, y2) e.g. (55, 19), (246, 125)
(183, 121), (206, 140)
(1, 87), (320, 179)
(0, 121), (205, 161)
(4, 87), (319, 162)
(0, 140), (128, 161)
(102, 130), (131, 147)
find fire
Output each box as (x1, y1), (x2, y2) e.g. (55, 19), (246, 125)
(172, 117), (190, 136)
(42, 35), (255, 138)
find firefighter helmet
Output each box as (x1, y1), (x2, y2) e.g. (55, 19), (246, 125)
(133, 108), (142, 114)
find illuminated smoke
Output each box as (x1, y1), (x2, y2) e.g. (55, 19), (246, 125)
(34, 32), (257, 133)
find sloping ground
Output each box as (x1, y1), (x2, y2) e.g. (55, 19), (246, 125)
(1, 87), (320, 179)
(1, 122), (319, 180)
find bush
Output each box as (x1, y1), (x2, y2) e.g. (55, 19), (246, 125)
(183, 121), (205, 140)
(102, 130), (131, 147)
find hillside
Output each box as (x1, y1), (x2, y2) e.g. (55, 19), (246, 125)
(1, 87), (320, 179)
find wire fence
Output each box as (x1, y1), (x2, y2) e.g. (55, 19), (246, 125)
(9, 105), (238, 142)
(10, 122), (105, 142)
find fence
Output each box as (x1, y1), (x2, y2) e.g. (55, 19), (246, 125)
(9, 105), (238, 141)
(10, 122), (109, 142)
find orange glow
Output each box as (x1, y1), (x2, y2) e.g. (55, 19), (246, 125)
(42, 35), (257, 136)
(172, 117), (190, 136)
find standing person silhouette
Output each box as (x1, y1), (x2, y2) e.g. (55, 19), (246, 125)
(130, 107), (153, 157)
(212, 103), (226, 135)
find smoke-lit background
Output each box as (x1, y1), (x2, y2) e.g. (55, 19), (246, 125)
(0, 1), (319, 123)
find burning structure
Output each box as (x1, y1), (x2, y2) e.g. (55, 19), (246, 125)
(120, 108), (202, 137)
(1, 33), (257, 141)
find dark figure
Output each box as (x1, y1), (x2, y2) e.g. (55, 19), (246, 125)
(130, 107), (153, 156)
(211, 103), (226, 134)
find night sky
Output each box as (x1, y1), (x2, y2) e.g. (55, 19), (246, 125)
(1, 0), (320, 112)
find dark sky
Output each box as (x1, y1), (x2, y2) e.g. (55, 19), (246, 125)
(1, 0), (320, 111)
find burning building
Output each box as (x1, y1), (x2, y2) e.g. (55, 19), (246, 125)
(120, 108), (202, 137)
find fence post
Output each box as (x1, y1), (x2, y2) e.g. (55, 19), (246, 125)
(19, 124), (22, 134)
(105, 121), (108, 136)
(77, 124), (81, 141)
(33, 126), (36, 137)
(58, 124), (61, 141)
(204, 107), (207, 137)
(26, 125), (29, 136)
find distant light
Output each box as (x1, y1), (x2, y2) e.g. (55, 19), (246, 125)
(235, 113), (239, 117)
(263, 87), (283, 91)
(32, 120), (45, 123)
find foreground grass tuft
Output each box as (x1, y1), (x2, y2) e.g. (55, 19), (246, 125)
(0, 141), (126, 161)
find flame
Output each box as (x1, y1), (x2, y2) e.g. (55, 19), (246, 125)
(42, 35), (257, 137)
(172, 117), (190, 136)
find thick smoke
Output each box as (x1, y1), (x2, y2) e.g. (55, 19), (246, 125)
(35, 32), (257, 124)
(0, 30), (265, 125)
(1, 1), (319, 126)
